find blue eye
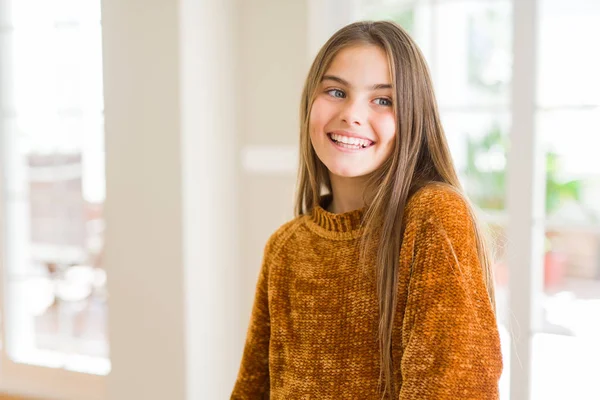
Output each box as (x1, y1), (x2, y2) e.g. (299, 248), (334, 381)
(374, 98), (392, 106)
(326, 89), (345, 98)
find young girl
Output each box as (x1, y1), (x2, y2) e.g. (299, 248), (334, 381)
(231, 21), (503, 399)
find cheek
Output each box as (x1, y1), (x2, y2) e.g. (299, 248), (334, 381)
(373, 113), (396, 145)
(309, 97), (336, 133)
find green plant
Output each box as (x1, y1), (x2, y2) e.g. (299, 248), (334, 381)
(465, 123), (506, 210)
(464, 123), (583, 215)
(545, 151), (582, 215)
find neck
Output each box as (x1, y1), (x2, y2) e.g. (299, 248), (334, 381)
(326, 173), (371, 214)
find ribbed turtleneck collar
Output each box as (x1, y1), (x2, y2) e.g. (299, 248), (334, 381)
(307, 194), (367, 237)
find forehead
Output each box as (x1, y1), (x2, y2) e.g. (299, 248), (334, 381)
(324, 44), (391, 85)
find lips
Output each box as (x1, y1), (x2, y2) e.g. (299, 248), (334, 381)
(328, 130), (375, 143)
(327, 133), (375, 151)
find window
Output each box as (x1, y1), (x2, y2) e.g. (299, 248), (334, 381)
(0, 0), (109, 387)
(356, 0), (600, 399)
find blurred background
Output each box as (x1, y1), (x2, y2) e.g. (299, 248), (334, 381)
(0, 0), (598, 399)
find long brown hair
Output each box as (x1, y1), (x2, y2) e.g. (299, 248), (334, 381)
(294, 21), (497, 399)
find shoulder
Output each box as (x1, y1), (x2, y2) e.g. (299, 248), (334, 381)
(262, 215), (305, 259)
(404, 182), (474, 232)
(402, 184), (483, 278)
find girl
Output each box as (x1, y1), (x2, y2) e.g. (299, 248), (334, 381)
(231, 20), (503, 399)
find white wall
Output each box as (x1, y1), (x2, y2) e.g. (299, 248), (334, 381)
(102, 0), (238, 398)
(102, 0), (187, 398)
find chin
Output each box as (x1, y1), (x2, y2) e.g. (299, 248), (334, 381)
(326, 164), (371, 179)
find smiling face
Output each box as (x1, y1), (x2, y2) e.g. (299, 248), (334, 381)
(309, 44), (397, 180)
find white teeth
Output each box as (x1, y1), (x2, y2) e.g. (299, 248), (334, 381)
(337, 142), (362, 149)
(329, 133), (372, 148)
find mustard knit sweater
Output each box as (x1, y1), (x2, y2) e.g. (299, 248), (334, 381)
(231, 184), (503, 399)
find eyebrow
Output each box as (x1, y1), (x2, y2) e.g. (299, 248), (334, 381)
(322, 74), (393, 90)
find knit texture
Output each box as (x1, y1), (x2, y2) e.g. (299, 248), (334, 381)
(231, 184), (503, 399)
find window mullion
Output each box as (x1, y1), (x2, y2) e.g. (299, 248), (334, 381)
(507, 1), (545, 400)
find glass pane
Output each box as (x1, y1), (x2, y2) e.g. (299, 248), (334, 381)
(538, 0), (600, 108)
(441, 110), (511, 213)
(535, 108), (600, 400)
(539, 109), (600, 223)
(535, 0), (600, 393)
(433, 0), (512, 109)
(53, 0), (102, 24)
(1, 0), (108, 374)
(358, 0), (418, 35)
(357, 0), (434, 61)
(34, 266), (108, 358)
(55, 23), (104, 111)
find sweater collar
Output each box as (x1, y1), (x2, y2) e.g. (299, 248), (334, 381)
(309, 194), (367, 234)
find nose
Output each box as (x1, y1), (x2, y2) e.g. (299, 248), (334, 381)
(340, 98), (366, 126)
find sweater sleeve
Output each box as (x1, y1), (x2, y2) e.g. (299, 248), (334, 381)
(230, 240), (272, 399)
(399, 194), (503, 399)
